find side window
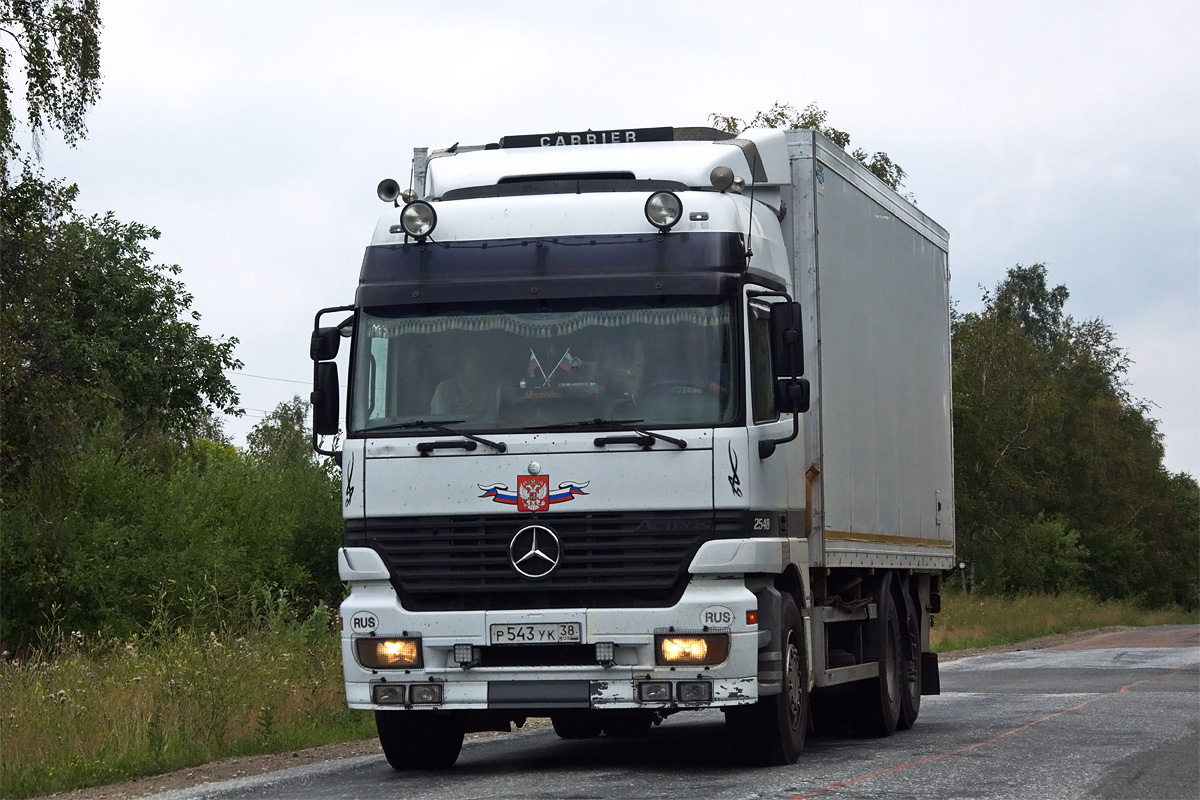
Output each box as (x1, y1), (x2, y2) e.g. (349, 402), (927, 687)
(748, 302), (778, 423)
(369, 337), (388, 420)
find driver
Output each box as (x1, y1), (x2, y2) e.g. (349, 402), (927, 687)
(431, 348), (504, 418)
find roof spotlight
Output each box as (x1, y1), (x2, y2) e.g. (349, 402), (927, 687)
(645, 191), (683, 233)
(400, 200), (437, 239)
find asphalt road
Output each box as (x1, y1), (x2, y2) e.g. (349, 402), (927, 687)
(147, 625), (1199, 800)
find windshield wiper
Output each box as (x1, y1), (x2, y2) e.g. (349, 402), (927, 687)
(594, 428), (687, 450)
(365, 420), (507, 454)
(523, 418), (686, 449)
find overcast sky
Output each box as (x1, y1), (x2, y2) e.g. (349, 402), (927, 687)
(20, 0), (1200, 476)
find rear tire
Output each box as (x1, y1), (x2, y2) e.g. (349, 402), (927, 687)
(727, 594), (808, 765)
(854, 581), (902, 738)
(551, 710), (603, 739)
(897, 588), (922, 730)
(376, 711), (464, 770)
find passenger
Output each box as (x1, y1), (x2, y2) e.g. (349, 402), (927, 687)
(597, 339), (645, 415)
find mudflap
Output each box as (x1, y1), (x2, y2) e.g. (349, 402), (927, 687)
(920, 652), (940, 695)
(754, 585), (783, 696)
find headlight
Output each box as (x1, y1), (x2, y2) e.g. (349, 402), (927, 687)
(409, 684), (443, 704)
(400, 201), (437, 238)
(655, 633), (729, 665)
(357, 637), (422, 668)
(644, 191), (683, 232)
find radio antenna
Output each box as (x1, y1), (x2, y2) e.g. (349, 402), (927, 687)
(745, 139), (759, 268)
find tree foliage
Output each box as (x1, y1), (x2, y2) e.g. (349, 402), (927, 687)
(0, 168), (242, 489)
(952, 264), (1198, 607)
(1, 0), (102, 181)
(710, 101), (908, 193)
(0, 2), (347, 655)
(246, 395), (316, 466)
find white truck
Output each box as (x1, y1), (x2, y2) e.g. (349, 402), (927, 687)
(310, 125), (955, 769)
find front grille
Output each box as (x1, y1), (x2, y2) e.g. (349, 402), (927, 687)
(345, 511), (747, 611)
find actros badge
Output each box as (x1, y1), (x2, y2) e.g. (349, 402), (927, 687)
(508, 524), (563, 579)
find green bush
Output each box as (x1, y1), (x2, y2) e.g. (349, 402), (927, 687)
(1, 412), (342, 652)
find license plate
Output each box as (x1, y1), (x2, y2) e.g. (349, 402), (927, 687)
(490, 622), (582, 645)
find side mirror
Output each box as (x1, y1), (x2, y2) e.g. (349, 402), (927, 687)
(759, 300), (808, 460)
(774, 377), (811, 414)
(311, 327), (341, 361)
(311, 362), (340, 435)
(769, 302), (804, 378)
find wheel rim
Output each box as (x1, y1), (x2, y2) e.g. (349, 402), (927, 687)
(785, 631), (803, 728)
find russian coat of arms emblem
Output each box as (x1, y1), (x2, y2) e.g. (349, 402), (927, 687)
(478, 476), (589, 512)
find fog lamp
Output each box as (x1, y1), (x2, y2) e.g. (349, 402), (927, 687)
(595, 642), (615, 665)
(453, 643), (477, 667)
(372, 684), (405, 705)
(655, 634), (729, 665)
(400, 200), (437, 238)
(644, 191), (682, 232)
(676, 681), (713, 703)
(356, 637), (422, 669)
(409, 684), (443, 705)
(638, 681), (672, 702)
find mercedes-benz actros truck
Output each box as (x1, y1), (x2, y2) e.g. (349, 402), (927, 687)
(310, 125), (955, 769)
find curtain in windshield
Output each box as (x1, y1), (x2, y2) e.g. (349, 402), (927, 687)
(351, 299), (736, 432)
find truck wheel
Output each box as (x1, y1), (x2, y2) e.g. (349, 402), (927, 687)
(551, 710), (603, 739)
(375, 710), (464, 770)
(727, 594), (808, 765)
(854, 585), (902, 737)
(897, 589), (922, 730)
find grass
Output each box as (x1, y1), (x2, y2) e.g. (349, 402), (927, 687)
(930, 591), (1197, 652)
(0, 592), (374, 800)
(1, 590), (1194, 798)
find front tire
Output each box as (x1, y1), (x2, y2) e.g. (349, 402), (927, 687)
(727, 594), (808, 765)
(376, 710), (464, 770)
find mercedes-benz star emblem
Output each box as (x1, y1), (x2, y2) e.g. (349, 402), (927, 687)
(508, 524), (562, 580)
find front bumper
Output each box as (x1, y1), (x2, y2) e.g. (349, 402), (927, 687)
(340, 574), (762, 712)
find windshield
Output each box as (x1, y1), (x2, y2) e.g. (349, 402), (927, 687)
(350, 297), (738, 434)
